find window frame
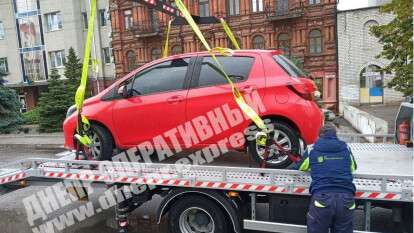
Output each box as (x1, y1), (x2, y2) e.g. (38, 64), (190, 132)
(252, 35), (265, 49)
(251, 0), (264, 12)
(0, 21), (5, 40)
(45, 11), (63, 32)
(123, 9), (133, 30)
(151, 48), (162, 60)
(199, 0), (210, 17)
(309, 0), (321, 5)
(102, 47), (111, 64)
(99, 9), (107, 27)
(126, 50), (137, 72)
(49, 50), (65, 68)
(309, 29), (322, 54)
(128, 57), (194, 97)
(190, 55), (255, 89)
(273, 55), (305, 78)
(277, 33), (290, 56)
(228, 0), (240, 16)
(0, 57), (9, 74)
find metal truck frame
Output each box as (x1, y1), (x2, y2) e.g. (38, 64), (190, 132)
(0, 143), (412, 233)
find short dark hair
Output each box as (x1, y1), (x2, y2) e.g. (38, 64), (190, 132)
(319, 123), (337, 137)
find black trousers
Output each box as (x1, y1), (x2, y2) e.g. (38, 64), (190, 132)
(307, 192), (355, 233)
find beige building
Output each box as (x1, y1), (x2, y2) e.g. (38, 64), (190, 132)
(0, 0), (115, 111)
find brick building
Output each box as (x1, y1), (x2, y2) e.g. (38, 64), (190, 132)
(337, 1), (403, 111)
(110, 0), (338, 108)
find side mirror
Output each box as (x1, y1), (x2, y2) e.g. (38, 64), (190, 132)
(117, 85), (129, 98)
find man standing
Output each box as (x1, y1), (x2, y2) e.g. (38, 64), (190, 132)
(295, 123), (357, 233)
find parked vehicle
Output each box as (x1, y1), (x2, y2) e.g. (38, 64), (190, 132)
(63, 50), (323, 168)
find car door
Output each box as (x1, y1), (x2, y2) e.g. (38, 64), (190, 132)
(112, 57), (194, 147)
(186, 54), (266, 147)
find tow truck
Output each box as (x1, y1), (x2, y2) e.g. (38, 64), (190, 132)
(0, 135), (412, 233)
(0, 1), (411, 233)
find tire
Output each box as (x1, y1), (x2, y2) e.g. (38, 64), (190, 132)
(248, 121), (300, 169)
(88, 124), (114, 161)
(169, 196), (230, 233)
(402, 203), (413, 233)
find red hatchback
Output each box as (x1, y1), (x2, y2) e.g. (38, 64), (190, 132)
(63, 50), (323, 168)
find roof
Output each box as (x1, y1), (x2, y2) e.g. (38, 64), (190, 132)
(337, 0), (391, 12)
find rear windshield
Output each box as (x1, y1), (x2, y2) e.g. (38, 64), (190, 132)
(273, 55), (305, 78)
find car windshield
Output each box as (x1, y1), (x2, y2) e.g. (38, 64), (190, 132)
(273, 55), (305, 78)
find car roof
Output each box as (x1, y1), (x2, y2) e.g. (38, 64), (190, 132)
(164, 49), (282, 59)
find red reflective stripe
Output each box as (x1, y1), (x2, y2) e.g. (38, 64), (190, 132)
(384, 193), (396, 199)
(368, 193), (380, 198)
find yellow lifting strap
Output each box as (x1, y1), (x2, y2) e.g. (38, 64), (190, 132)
(220, 18), (240, 50)
(162, 19), (172, 58)
(174, 0), (267, 132)
(74, 0), (97, 147)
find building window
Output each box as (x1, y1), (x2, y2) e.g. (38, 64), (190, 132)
(19, 95), (27, 113)
(49, 50), (65, 68)
(102, 47), (111, 64)
(45, 12), (63, 31)
(252, 0), (264, 12)
(99, 9), (107, 27)
(0, 21), (5, 39)
(228, 37), (242, 49)
(309, 0), (321, 5)
(360, 65), (384, 104)
(228, 0), (240, 16)
(126, 50), (136, 71)
(363, 20), (379, 49)
(124, 9), (133, 30)
(309, 29), (322, 54)
(276, 0), (289, 15)
(199, 0), (210, 17)
(277, 33), (289, 56)
(171, 45), (183, 55)
(252, 35), (265, 49)
(0, 57), (8, 74)
(151, 48), (161, 60)
(82, 12), (88, 29)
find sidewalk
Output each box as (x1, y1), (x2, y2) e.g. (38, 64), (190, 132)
(357, 104), (400, 134)
(0, 133), (64, 150)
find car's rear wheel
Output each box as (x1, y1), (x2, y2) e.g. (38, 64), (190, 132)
(248, 121), (300, 169)
(87, 124), (114, 161)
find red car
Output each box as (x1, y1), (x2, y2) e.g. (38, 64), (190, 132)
(64, 50), (323, 168)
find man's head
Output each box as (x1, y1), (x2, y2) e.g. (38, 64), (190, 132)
(319, 123), (337, 137)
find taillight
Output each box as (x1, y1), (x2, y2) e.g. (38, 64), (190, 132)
(287, 84), (315, 101)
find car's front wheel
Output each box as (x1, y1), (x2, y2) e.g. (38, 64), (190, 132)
(87, 124), (114, 161)
(248, 121), (300, 169)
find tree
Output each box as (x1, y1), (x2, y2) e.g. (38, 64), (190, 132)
(370, 0), (413, 96)
(64, 47), (83, 82)
(0, 71), (23, 133)
(37, 69), (74, 132)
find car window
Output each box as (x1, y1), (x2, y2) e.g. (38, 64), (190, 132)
(132, 58), (190, 95)
(273, 55), (305, 78)
(197, 56), (254, 87)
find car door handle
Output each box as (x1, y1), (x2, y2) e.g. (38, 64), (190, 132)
(240, 85), (257, 94)
(167, 95), (184, 104)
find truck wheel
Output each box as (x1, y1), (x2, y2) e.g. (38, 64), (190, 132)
(248, 121), (300, 169)
(169, 196), (229, 233)
(402, 203), (413, 233)
(88, 124), (114, 161)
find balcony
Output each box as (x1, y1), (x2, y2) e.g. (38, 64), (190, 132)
(130, 20), (162, 38)
(266, 7), (304, 21)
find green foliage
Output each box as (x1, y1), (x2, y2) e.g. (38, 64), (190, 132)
(64, 47), (82, 83)
(370, 0), (413, 96)
(23, 108), (41, 125)
(0, 85), (23, 133)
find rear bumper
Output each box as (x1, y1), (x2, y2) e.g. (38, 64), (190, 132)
(300, 101), (323, 145)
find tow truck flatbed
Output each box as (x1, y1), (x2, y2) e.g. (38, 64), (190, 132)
(0, 143), (412, 233)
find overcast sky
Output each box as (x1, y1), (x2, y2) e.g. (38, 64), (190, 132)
(337, 0), (390, 11)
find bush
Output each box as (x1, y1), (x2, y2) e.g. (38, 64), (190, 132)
(23, 108), (41, 125)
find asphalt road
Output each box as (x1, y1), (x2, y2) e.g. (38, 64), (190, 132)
(0, 146), (407, 233)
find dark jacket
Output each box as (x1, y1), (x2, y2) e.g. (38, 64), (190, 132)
(294, 132), (357, 195)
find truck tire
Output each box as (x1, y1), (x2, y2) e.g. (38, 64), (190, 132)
(168, 195), (229, 233)
(88, 124), (114, 161)
(248, 121), (300, 169)
(402, 203), (413, 233)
